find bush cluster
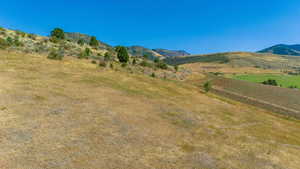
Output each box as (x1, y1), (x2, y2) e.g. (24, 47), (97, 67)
(48, 49), (64, 60)
(79, 48), (91, 59)
(262, 79), (278, 86)
(15, 30), (26, 37)
(0, 38), (9, 49)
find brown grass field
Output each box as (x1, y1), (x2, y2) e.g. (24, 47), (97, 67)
(0, 50), (300, 169)
(211, 77), (300, 113)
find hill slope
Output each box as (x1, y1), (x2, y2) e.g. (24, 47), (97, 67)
(127, 46), (190, 59)
(153, 48), (190, 58)
(165, 52), (300, 70)
(126, 46), (163, 59)
(0, 50), (300, 168)
(258, 44), (300, 56)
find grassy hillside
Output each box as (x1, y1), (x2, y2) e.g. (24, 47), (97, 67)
(0, 50), (300, 168)
(165, 52), (300, 71)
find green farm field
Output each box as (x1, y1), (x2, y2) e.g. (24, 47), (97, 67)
(231, 74), (300, 89)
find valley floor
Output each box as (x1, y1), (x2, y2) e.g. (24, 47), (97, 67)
(0, 50), (300, 169)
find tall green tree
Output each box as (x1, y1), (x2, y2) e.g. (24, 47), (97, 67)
(50, 28), (65, 40)
(89, 36), (99, 47)
(116, 46), (129, 63)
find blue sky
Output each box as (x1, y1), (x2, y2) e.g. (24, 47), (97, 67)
(1, 0), (300, 54)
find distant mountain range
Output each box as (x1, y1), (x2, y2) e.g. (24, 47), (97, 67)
(258, 44), (300, 56)
(126, 46), (190, 59)
(65, 33), (190, 59)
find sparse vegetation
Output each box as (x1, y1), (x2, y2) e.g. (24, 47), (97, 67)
(47, 49), (64, 60)
(77, 39), (84, 46)
(99, 61), (107, 67)
(28, 33), (37, 40)
(204, 81), (212, 92)
(15, 30), (26, 37)
(79, 48), (91, 59)
(0, 38), (9, 49)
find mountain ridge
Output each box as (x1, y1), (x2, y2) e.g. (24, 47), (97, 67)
(258, 44), (300, 56)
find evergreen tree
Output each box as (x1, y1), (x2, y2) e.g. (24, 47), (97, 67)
(50, 28), (65, 40)
(89, 36), (99, 47)
(116, 46), (129, 63)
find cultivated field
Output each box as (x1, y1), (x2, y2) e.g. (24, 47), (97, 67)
(231, 74), (300, 89)
(211, 77), (300, 116)
(0, 50), (300, 169)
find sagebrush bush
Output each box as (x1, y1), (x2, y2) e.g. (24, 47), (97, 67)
(47, 49), (64, 60)
(140, 60), (154, 68)
(204, 81), (212, 92)
(99, 61), (107, 67)
(79, 48), (91, 59)
(0, 38), (9, 49)
(28, 33), (37, 40)
(15, 30), (26, 37)
(151, 72), (156, 78)
(174, 65), (179, 72)
(77, 39), (84, 46)
(156, 61), (168, 69)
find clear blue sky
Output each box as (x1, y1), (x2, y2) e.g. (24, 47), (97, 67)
(1, 0), (300, 54)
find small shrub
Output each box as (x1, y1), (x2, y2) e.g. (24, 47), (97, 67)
(110, 63), (114, 69)
(104, 51), (113, 61)
(15, 30), (26, 37)
(99, 61), (107, 67)
(156, 61), (168, 69)
(204, 81), (212, 92)
(49, 36), (60, 43)
(13, 37), (24, 47)
(0, 38), (9, 49)
(289, 85), (298, 89)
(121, 63), (127, 67)
(132, 58), (137, 65)
(77, 39), (84, 46)
(140, 60), (154, 68)
(28, 33), (37, 40)
(174, 65), (179, 72)
(47, 49), (64, 60)
(6, 37), (13, 45)
(79, 48), (91, 59)
(91, 60), (97, 64)
(262, 79), (278, 86)
(151, 72), (156, 78)
(0, 27), (5, 32)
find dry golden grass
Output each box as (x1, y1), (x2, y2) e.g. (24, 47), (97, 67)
(0, 50), (299, 169)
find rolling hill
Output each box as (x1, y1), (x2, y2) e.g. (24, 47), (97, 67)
(127, 46), (190, 59)
(165, 52), (300, 70)
(1, 50), (300, 169)
(153, 48), (190, 58)
(258, 44), (300, 56)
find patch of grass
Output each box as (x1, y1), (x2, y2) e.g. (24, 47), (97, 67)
(232, 74), (300, 89)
